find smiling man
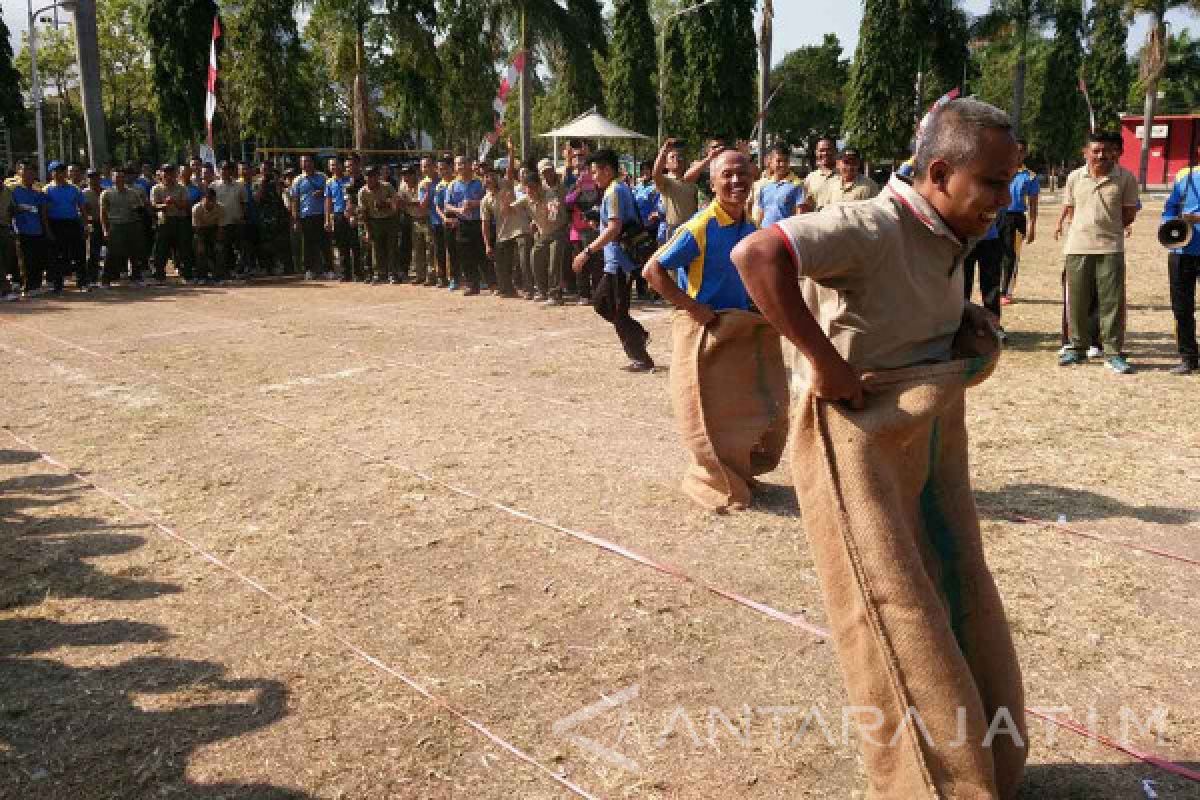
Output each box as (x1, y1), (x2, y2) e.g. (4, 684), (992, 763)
(732, 97), (1026, 800)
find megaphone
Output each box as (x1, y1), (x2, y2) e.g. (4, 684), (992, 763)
(1158, 218), (1194, 250)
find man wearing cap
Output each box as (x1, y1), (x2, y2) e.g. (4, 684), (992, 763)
(444, 155), (486, 295)
(150, 164), (192, 285)
(45, 161), (87, 292)
(325, 157), (359, 282)
(1054, 131), (1140, 374)
(574, 149), (655, 372)
(358, 165), (399, 284)
(998, 139), (1039, 304)
(11, 161), (54, 295)
(100, 166), (147, 287)
(80, 169), (105, 289)
(412, 157), (436, 286)
(290, 154), (332, 280)
(818, 148), (879, 207)
(1163, 162), (1200, 374)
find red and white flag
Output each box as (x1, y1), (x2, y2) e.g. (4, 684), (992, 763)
(205, 16), (221, 149)
(492, 51), (527, 131)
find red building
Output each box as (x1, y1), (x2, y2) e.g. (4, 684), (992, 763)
(1119, 114), (1200, 186)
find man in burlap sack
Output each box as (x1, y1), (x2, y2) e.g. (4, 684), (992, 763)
(644, 148), (788, 512)
(732, 97), (1027, 800)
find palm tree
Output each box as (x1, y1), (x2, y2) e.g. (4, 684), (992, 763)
(300, 0), (435, 151)
(971, 0), (1055, 138)
(483, 0), (595, 161)
(1128, 0), (1200, 188)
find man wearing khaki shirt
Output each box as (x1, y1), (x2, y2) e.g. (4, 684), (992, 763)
(150, 164), (193, 284)
(358, 166), (399, 284)
(191, 187), (225, 283)
(100, 168), (148, 286)
(513, 165), (567, 302)
(652, 138), (700, 239)
(1054, 131), (1140, 373)
(211, 161), (247, 280)
(482, 165), (531, 298)
(819, 147), (879, 207)
(801, 135), (838, 211)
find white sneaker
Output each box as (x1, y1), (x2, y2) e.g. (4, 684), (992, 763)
(1086, 346), (1104, 359)
(304, 271), (315, 280)
(1057, 345), (1071, 357)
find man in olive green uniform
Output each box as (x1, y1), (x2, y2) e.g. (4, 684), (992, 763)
(254, 163), (293, 276)
(818, 148), (880, 207)
(150, 164), (193, 283)
(192, 187), (225, 283)
(100, 167), (148, 286)
(80, 169), (104, 289)
(801, 136), (838, 212)
(358, 166), (399, 284)
(0, 180), (17, 299)
(482, 163), (531, 298)
(514, 165), (568, 302)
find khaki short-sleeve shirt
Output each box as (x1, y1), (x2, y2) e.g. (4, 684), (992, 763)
(822, 174), (880, 207)
(484, 180), (532, 242)
(1062, 165), (1139, 255)
(357, 183), (397, 220)
(654, 174), (699, 227)
(81, 187), (101, 222)
(192, 201), (223, 228)
(150, 183), (190, 221)
(803, 168), (836, 210)
(773, 176), (970, 380)
(516, 185), (566, 239)
(210, 179), (245, 226)
(100, 187), (144, 225)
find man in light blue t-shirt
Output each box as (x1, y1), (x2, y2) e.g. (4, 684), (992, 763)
(571, 149), (654, 372)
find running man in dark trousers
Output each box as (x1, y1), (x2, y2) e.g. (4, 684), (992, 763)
(573, 149), (654, 372)
(1163, 163), (1200, 374)
(998, 138), (1039, 304)
(964, 220), (1006, 341)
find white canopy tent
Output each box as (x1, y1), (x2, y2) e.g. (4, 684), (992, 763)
(539, 109), (651, 169)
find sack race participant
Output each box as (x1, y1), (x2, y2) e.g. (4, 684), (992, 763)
(732, 98), (1027, 799)
(645, 148), (787, 512)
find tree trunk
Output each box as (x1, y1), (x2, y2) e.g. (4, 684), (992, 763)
(1012, 22), (1027, 139)
(1138, 14), (1167, 190)
(756, 0), (773, 169)
(354, 21), (371, 152)
(519, 3), (532, 163)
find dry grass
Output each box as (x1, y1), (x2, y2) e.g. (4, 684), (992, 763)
(0, 197), (1197, 799)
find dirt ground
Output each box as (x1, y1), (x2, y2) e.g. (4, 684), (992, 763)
(1, 197), (1197, 800)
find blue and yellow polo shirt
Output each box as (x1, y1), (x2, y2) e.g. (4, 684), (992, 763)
(1007, 167), (1039, 213)
(1163, 166), (1200, 257)
(654, 200), (757, 311)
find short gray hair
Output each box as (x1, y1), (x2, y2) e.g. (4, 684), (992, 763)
(913, 98), (1012, 178)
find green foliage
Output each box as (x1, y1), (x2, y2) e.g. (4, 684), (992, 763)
(437, 0), (496, 151)
(767, 34), (848, 157)
(1032, 0), (1087, 164)
(544, 0), (608, 122)
(0, 15), (26, 127)
(673, 0), (756, 143)
(96, 0), (155, 163)
(604, 0), (657, 137)
(1085, 0), (1133, 131)
(844, 0), (920, 159)
(145, 0), (218, 148)
(1131, 27), (1200, 113)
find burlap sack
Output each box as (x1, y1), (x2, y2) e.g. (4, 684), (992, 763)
(791, 327), (1026, 800)
(670, 309), (789, 512)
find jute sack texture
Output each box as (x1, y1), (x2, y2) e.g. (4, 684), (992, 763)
(670, 309), (789, 512)
(791, 327), (1026, 800)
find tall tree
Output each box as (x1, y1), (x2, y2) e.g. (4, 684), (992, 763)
(223, 0), (312, 149)
(767, 34), (849, 161)
(545, 0), (608, 122)
(604, 0), (657, 136)
(972, 0), (1055, 138)
(439, 0), (496, 152)
(1157, 27), (1200, 113)
(924, 0), (970, 104)
(0, 15), (24, 127)
(1033, 0), (1087, 165)
(677, 0), (756, 142)
(1128, 0), (1200, 187)
(145, 0), (218, 150)
(844, 0), (920, 159)
(95, 0), (154, 163)
(1084, 0), (1133, 131)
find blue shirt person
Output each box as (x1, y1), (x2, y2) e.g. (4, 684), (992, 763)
(446, 178), (484, 222)
(11, 184), (49, 236)
(598, 180), (639, 274)
(756, 179), (805, 228)
(325, 175), (350, 215)
(651, 200), (757, 312)
(1163, 165), (1200, 258)
(1007, 167), (1040, 214)
(433, 179), (450, 227)
(633, 179), (660, 229)
(45, 180), (85, 221)
(291, 168), (327, 219)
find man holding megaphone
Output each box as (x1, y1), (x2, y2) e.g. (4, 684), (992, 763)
(1163, 163), (1200, 375)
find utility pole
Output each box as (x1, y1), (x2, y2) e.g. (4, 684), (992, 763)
(757, 0), (773, 169)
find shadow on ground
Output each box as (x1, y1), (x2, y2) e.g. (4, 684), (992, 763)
(0, 448), (311, 799)
(1018, 761), (1200, 799)
(976, 482), (1197, 526)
